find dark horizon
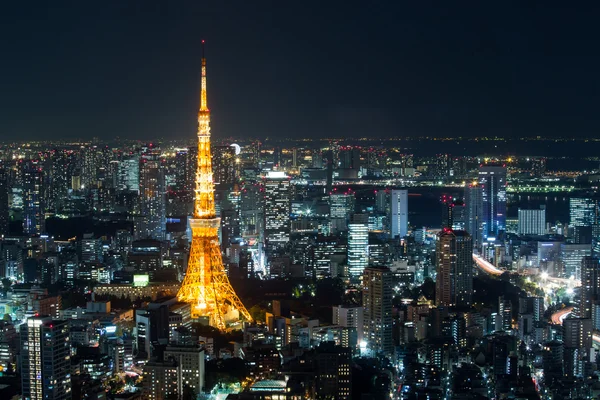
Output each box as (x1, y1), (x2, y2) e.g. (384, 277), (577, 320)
(1, 1), (599, 141)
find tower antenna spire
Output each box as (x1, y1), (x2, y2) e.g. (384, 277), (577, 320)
(200, 39), (208, 112)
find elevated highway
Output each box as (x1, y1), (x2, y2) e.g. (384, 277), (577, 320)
(472, 254), (581, 287)
(550, 307), (573, 325)
(549, 307), (600, 347)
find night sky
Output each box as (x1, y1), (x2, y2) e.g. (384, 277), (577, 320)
(1, 1), (599, 141)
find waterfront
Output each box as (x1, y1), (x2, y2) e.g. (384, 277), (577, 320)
(408, 187), (570, 228)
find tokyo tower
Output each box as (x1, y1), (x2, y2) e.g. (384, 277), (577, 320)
(178, 42), (252, 330)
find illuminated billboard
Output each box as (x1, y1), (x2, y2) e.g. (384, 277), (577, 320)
(133, 274), (149, 287)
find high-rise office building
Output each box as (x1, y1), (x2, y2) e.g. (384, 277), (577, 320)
(118, 155), (140, 192)
(362, 266), (393, 356)
(22, 160), (45, 235)
(263, 171), (291, 252)
(432, 153), (450, 178)
(579, 257), (600, 319)
(570, 197), (597, 227)
(48, 149), (76, 211)
(174, 148), (195, 194)
(390, 189), (408, 239)
(518, 207), (546, 235)
(338, 147), (360, 170)
(314, 342), (352, 399)
(497, 296), (512, 332)
(79, 146), (95, 188)
(435, 229), (473, 308)
(333, 305), (364, 344)
(519, 296), (545, 322)
(465, 183), (483, 249)
(137, 154), (166, 240)
(329, 194), (355, 219)
(80, 233), (104, 264)
(135, 305), (170, 360)
(441, 195), (465, 230)
(570, 197), (597, 245)
(561, 244), (591, 280)
(142, 359), (178, 400)
(348, 223), (369, 279)
(0, 167), (9, 236)
(164, 344), (205, 396)
(478, 165), (507, 240)
(212, 145), (238, 185)
(240, 182), (262, 237)
(20, 316), (71, 400)
(563, 318), (593, 378)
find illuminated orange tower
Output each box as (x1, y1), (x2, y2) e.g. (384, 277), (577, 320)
(178, 42), (252, 330)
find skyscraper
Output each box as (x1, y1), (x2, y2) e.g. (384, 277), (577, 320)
(478, 164), (507, 240)
(22, 160), (45, 235)
(118, 155), (140, 192)
(441, 195), (465, 230)
(0, 166), (9, 236)
(330, 194), (355, 219)
(362, 266), (393, 356)
(142, 359), (178, 400)
(212, 145), (238, 185)
(578, 257), (600, 319)
(137, 153), (166, 240)
(561, 244), (591, 281)
(80, 145), (101, 189)
(20, 316), (71, 400)
(570, 197), (597, 244)
(314, 342), (352, 399)
(464, 183), (483, 249)
(570, 197), (597, 227)
(563, 318), (593, 378)
(263, 171), (291, 253)
(518, 207), (546, 235)
(337, 146), (360, 179)
(348, 223), (369, 279)
(164, 344), (205, 396)
(390, 189), (408, 239)
(435, 229), (473, 308)
(48, 149), (76, 211)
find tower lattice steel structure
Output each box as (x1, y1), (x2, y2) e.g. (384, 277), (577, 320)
(178, 42), (252, 329)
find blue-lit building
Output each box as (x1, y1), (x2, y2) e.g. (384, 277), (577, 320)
(570, 197), (597, 227)
(465, 183), (483, 249)
(570, 197), (597, 245)
(21, 160), (45, 235)
(478, 165), (506, 240)
(390, 189), (408, 239)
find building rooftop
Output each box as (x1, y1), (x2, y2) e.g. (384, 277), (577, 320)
(250, 380), (287, 392)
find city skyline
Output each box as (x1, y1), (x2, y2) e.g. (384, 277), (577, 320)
(3, 3), (600, 399)
(1, 2), (600, 141)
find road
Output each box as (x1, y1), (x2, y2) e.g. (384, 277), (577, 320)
(548, 307), (600, 347)
(472, 254), (581, 287)
(546, 276), (581, 287)
(550, 307), (573, 325)
(472, 254), (503, 276)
